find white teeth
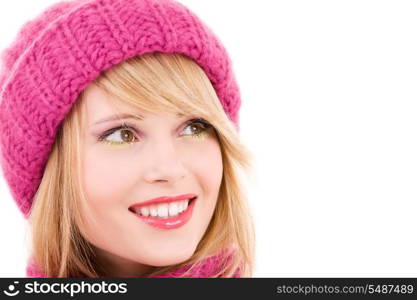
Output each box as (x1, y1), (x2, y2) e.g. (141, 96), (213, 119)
(168, 202), (179, 217)
(134, 198), (193, 218)
(157, 204), (169, 218)
(150, 205), (158, 217)
(140, 206), (150, 217)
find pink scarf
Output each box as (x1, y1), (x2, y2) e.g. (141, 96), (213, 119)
(26, 248), (241, 278)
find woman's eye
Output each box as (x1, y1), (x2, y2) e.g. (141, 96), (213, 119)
(182, 119), (212, 138)
(98, 119), (212, 146)
(99, 126), (137, 145)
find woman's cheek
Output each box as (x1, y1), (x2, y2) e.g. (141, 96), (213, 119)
(82, 150), (131, 204)
(192, 138), (223, 191)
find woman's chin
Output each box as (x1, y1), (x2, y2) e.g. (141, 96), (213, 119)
(140, 250), (195, 267)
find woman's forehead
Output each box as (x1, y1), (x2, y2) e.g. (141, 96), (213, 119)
(83, 82), (193, 121)
(82, 90), (187, 127)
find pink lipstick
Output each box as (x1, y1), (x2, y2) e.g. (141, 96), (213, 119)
(129, 194), (198, 230)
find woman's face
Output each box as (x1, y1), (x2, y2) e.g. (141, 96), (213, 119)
(78, 83), (223, 276)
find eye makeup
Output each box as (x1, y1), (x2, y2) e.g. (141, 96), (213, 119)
(97, 118), (213, 147)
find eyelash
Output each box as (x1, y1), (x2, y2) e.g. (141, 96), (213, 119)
(98, 118), (212, 146)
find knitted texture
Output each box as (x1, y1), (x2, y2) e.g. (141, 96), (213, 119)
(0, 0), (241, 219)
(26, 247), (241, 278)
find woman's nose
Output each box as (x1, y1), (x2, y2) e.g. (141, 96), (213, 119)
(141, 139), (187, 183)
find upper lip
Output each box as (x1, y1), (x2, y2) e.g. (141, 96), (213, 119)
(130, 193), (198, 209)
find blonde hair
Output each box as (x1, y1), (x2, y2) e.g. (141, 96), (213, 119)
(28, 52), (256, 277)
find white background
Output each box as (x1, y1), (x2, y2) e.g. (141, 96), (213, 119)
(1, 0), (416, 277)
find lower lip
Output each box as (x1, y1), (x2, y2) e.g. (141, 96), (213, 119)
(131, 198), (197, 230)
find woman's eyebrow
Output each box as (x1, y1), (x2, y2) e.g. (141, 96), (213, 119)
(93, 112), (185, 125)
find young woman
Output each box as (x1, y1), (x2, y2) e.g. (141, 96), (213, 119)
(0, 0), (255, 277)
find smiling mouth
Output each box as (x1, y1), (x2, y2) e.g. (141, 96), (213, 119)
(128, 196), (197, 219)
(129, 197), (198, 230)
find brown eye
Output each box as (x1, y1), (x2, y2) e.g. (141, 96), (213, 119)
(189, 123), (204, 134)
(182, 119), (212, 138)
(120, 129), (135, 143)
(99, 125), (138, 145)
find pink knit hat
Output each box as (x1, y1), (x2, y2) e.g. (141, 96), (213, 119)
(0, 0), (241, 219)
